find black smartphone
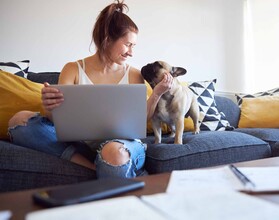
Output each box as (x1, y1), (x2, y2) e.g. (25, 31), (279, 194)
(32, 178), (145, 207)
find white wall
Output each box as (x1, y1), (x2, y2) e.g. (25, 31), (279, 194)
(0, 0), (245, 93)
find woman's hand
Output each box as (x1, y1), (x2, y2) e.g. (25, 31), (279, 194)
(146, 73), (173, 120)
(153, 73), (173, 97)
(41, 82), (64, 112)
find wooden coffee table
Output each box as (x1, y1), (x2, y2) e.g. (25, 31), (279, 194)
(1, 157), (279, 220)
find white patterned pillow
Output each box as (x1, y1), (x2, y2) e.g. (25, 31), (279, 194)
(0, 60), (30, 78)
(189, 79), (232, 131)
(236, 87), (279, 107)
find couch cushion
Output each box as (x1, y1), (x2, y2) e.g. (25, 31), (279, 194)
(0, 141), (96, 192)
(238, 96), (279, 128)
(188, 79), (233, 131)
(143, 131), (271, 174)
(236, 87), (279, 107)
(0, 71), (45, 140)
(236, 128), (279, 142)
(0, 60), (29, 78)
(215, 96), (240, 128)
(273, 142), (279, 157)
(236, 128), (279, 156)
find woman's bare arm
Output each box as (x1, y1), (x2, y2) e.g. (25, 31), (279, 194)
(42, 62), (78, 121)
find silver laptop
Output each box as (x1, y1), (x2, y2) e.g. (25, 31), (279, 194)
(50, 84), (147, 141)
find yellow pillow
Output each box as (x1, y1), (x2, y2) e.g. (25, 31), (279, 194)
(238, 96), (279, 128)
(0, 71), (45, 139)
(145, 81), (194, 134)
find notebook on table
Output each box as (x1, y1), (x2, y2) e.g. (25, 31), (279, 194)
(50, 84), (147, 141)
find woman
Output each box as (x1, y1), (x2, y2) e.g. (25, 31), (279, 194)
(8, 0), (173, 178)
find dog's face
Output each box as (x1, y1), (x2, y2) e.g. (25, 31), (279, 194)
(141, 61), (187, 88)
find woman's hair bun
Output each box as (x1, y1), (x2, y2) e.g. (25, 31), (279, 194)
(114, 0), (129, 13)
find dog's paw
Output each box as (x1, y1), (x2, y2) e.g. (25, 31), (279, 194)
(193, 128), (200, 134)
(169, 131), (175, 138)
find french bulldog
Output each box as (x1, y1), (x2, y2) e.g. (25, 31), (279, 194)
(141, 61), (200, 144)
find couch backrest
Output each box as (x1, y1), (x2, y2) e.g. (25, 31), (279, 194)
(27, 72), (60, 84)
(215, 96), (240, 128)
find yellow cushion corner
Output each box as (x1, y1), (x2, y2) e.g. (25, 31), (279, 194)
(0, 71), (45, 139)
(238, 96), (279, 128)
(144, 80), (152, 99)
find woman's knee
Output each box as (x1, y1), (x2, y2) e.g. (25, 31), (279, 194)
(100, 141), (130, 166)
(8, 111), (37, 128)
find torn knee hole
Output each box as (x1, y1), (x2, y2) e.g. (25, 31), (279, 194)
(100, 142), (130, 166)
(8, 111), (37, 127)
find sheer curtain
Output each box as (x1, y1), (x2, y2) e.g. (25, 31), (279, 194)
(244, 0), (279, 93)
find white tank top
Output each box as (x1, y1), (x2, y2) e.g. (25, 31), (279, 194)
(77, 59), (130, 85)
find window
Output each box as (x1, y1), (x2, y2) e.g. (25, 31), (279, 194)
(244, 0), (279, 92)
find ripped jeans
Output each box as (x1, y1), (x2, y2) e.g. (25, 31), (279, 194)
(8, 114), (146, 178)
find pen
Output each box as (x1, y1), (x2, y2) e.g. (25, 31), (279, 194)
(229, 164), (256, 190)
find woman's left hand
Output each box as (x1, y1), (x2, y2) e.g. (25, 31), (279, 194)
(41, 82), (64, 112)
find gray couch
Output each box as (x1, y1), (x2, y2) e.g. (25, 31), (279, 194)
(1, 72), (278, 192)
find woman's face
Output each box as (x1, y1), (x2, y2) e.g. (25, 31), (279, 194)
(108, 31), (137, 65)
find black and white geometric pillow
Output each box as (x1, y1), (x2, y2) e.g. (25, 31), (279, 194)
(235, 87), (279, 107)
(189, 79), (232, 131)
(0, 60), (30, 78)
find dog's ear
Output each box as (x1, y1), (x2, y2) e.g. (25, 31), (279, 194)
(170, 67), (187, 77)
